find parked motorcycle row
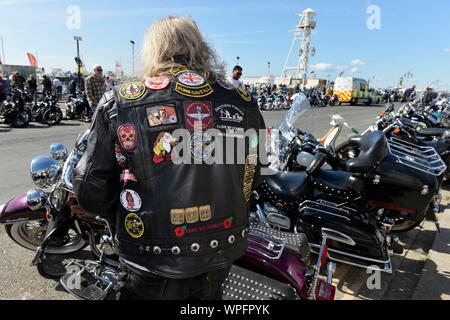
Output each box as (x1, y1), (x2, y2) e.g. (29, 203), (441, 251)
(1, 92), (450, 300)
(0, 89), (92, 128)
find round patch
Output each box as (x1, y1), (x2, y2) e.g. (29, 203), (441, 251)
(124, 213), (144, 239)
(236, 87), (252, 102)
(184, 101), (213, 131)
(190, 131), (214, 161)
(117, 124), (137, 151)
(177, 71), (205, 87)
(120, 189), (142, 212)
(119, 82), (146, 100)
(144, 75), (171, 90)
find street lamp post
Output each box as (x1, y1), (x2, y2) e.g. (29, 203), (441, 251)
(130, 40), (135, 76)
(74, 36), (82, 88)
(236, 56), (240, 66)
(267, 62), (271, 75)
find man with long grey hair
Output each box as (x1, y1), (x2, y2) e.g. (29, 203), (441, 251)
(73, 16), (265, 300)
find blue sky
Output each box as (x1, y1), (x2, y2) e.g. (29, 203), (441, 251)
(1, 0), (450, 89)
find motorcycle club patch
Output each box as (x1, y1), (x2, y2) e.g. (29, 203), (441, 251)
(120, 189), (142, 212)
(144, 75), (171, 91)
(174, 217), (233, 238)
(217, 79), (235, 91)
(120, 169), (138, 186)
(243, 154), (258, 202)
(115, 145), (127, 168)
(147, 105), (178, 127)
(119, 82), (146, 100)
(214, 104), (244, 125)
(117, 124), (137, 151)
(170, 205), (212, 226)
(124, 213), (144, 239)
(175, 71), (213, 98)
(170, 65), (189, 77)
(236, 87), (252, 102)
(184, 101), (213, 131)
(153, 132), (178, 164)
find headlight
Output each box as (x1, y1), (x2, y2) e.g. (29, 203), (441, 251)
(30, 156), (61, 188)
(26, 189), (47, 211)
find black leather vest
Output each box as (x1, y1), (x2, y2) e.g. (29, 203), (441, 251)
(111, 68), (260, 278)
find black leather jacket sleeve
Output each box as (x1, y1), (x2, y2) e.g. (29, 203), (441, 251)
(73, 91), (121, 217)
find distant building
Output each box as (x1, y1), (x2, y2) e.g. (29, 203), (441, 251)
(0, 64), (37, 79)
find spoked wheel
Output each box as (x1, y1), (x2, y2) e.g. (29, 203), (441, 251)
(81, 110), (92, 122)
(5, 220), (87, 254)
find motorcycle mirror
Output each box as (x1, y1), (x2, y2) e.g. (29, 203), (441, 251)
(26, 189), (47, 211)
(321, 228), (356, 247)
(50, 144), (68, 162)
(266, 213), (291, 231)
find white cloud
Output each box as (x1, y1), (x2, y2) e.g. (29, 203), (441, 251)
(351, 67), (360, 74)
(336, 65), (349, 71)
(312, 63), (333, 72)
(351, 59), (365, 66)
(444, 48), (450, 53)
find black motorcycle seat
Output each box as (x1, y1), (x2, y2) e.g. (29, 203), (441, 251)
(313, 170), (364, 195)
(416, 127), (447, 137)
(346, 131), (388, 173)
(264, 170), (310, 200)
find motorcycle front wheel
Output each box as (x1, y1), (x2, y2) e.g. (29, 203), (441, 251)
(5, 220), (88, 254)
(43, 108), (63, 126)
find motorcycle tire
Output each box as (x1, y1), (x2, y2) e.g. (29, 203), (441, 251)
(81, 111), (92, 122)
(11, 112), (28, 128)
(387, 207), (427, 233)
(65, 107), (75, 120)
(5, 221), (88, 254)
(43, 108), (63, 126)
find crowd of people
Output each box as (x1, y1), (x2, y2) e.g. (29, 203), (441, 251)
(0, 67), (118, 110)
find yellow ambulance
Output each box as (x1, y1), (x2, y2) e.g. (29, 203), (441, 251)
(333, 77), (373, 105)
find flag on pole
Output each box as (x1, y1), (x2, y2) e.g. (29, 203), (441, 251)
(27, 53), (38, 67)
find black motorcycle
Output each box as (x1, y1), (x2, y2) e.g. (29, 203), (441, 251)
(65, 92), (92, 122)
(30, 94), (63, 126)
(259, 94), (445, 272)
(0, 89), (30, 128)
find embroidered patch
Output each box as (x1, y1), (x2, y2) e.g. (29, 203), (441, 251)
(170, 66), (189, 77)
(147, 105), (178, 127)
(177, 71), (205, 87)
(120, 189), (142, 212)
(117, 124), (137, 151)
(175, 82), (214, 98)
(119, 82), (146, 100)
(124, 213), (144, 239)
(184, 101), (213, 131)
(199, 205), (212, 222)
(174, 217), (233, 238)
(144, 75), (171, 90)
(170, 209), (185, 226)
(214, 104), (244, 124)
(170, 205), (212, 226)
(215, 124), (245, 139)
(115, 145), (127, 168)
(120, 169), (138, 186)
(190, 131), (214, 161)
(153, 132), (178, 164)
(217, 79), (235, 90)
(243, 154), (258, 202)
(236, 87), (252, 102)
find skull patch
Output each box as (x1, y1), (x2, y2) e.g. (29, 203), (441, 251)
(118, 124), (137, 151)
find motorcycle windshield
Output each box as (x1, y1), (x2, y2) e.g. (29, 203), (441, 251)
(278, 93), (311, 141)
